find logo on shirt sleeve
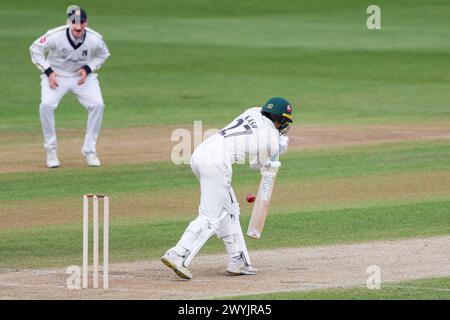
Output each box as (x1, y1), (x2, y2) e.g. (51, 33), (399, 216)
(39, 36), (46, 44)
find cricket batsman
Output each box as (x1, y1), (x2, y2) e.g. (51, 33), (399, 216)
(161, 97), (293, 279)
(29, 6), (110, 168)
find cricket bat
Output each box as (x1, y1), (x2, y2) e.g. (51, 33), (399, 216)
(247, 155), (279, 239)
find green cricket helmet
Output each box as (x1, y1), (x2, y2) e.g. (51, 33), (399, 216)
(261, 97), (293, 134)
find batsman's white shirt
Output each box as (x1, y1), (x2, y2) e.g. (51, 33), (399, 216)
(192, 107), (280, 173)
(191, 107), (280, 218)
(29, 26), (110, 153)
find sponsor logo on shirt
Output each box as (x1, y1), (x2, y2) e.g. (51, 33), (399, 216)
(61, 48), (69, 59)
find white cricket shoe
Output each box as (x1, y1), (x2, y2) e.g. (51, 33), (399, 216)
(161, 250), (192, 280)
(46, 150), (60, 168)
(226, 255), (257, 276)
(82, 150), (101, 167)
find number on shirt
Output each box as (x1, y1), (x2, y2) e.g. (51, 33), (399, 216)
(219, 118), (253, 138)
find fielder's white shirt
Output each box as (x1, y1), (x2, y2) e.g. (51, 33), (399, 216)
(29, 25), (110, 77)
(193, 107), (280, 169)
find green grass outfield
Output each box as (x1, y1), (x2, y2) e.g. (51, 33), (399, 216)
(228, 276), (450, 300)
(1, 140), (449, 268)
(1, 140), (449, 201)
(0, 0), (449, 299)
(1, 199), (449, 268)
(1, 0), (450, 131)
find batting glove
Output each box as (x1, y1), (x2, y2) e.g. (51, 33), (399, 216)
(279, 135), (289, 155)
(265, 159), (281, 169)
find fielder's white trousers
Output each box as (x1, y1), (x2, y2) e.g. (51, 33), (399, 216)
(39, 73), (105, 153)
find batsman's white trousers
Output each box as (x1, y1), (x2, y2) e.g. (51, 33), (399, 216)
(172, 142), (251, 266)
(39, 73), (105, 153)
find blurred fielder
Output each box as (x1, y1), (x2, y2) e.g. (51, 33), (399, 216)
(29, 6), (110, 168)
(162, 97), (293, 279)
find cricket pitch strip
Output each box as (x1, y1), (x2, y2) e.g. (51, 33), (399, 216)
(1, 235), (450, 299)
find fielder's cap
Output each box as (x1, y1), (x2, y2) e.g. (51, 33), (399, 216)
(68, 7), (87, 23)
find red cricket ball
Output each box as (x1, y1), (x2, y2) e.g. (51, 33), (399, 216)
(246, 193), (256, 203)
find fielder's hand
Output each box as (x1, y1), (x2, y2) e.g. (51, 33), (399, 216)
(78, 68), (88, 85)
(48, 72), (59, 89)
